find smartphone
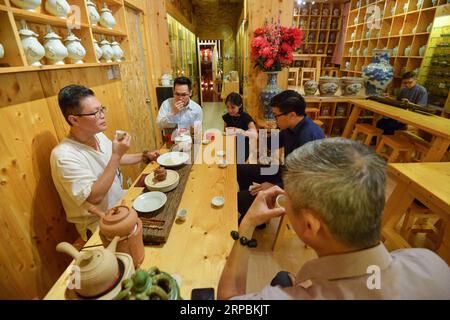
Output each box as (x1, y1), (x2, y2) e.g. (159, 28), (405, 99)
(191, 287), (215, 300)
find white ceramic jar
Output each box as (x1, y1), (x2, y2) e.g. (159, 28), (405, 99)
(45, 0), (71, 18)
(87, 0), (100, 25)
(11, 0), (41, 11)
(64, 31), (86, 64)
(18, 20), (45, 66)
(419, 45), (426, 57)
(110, 37), (124, 62)
(0, 43), (4, 59)
(93, 39), (102, 61)
(100, 38), (113, 63)
(100, 3), (116, 29)
(44, 25), (68, 64)
(404, 45), (411, 56)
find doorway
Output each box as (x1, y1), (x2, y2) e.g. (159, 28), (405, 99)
(198, 39), (222, 103)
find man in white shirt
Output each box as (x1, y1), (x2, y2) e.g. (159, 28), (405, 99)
(50, 85), (160, 241)
(156, 76), (202, 131)
(218, 138), (450, 300)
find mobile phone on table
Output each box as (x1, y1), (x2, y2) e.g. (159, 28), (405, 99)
(191, 287), (215, 300)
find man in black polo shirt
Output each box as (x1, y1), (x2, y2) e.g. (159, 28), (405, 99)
(237, 90), (325, 224)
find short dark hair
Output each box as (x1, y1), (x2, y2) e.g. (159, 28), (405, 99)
(173, 76), (192, 91)
(270, 90), (306, 116)
(58, 85), (95, 125)
(402, 71), (416, 79)
(225, 92), (243, 114)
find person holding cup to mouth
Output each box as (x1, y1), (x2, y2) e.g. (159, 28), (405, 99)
(50, 85), (160, 241)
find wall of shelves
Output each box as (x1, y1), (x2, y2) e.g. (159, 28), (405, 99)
(0, 0), (130, 73)
(341, 0), (448, 93)
(293, 1), (345, 69)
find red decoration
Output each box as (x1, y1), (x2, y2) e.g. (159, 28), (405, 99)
(251, 17), (303, 72)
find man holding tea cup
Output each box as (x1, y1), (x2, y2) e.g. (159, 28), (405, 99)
(50, 85), (160, 241)
(156, 76), (203, 133)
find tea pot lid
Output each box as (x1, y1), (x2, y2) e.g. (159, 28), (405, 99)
(100, 39), (111, 45)
(87, 0), (97, 7)
(64, 31), (80, 42)
(18, 20), (38, 37)
(110, 36), (119, 45)
(101, 3), (112, 12)
(44, 26), (62, 40)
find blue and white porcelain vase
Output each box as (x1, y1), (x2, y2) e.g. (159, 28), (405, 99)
(260, 71), (282, 120)
(362, 49), (394, 95)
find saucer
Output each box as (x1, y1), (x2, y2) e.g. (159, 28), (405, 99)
(211, 196), (225, 207)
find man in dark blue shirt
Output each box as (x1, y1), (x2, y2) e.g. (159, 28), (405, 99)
(237, 90), (325, 224)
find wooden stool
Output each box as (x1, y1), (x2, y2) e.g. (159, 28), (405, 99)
(375, 135), (414, 163)
(300, 67), (316, 86)
(400, 201), (448, 251)
(322, 68), (339, 77)
(394, 131), (431, 162)
(288, 67), (300, 86)
(350, 123), (383, 146)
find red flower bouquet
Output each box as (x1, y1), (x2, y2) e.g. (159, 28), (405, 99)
(251, 17), (303, 72)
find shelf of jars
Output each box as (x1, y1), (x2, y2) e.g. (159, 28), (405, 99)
(293, 1), (344, 69)
(417, 4), (450, 109)
(341, 0), (448, 93)
(0, 0), (129, 73)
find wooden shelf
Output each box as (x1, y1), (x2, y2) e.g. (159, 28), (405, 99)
(0, 61), (125, 74)
(10, 7), (89, 28)
(91, 25), (127, 36)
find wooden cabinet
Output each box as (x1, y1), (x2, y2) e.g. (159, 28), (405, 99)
(0, 0), (130, 73)
(341, 0), (448, 94)
(293, 1), (345, 69)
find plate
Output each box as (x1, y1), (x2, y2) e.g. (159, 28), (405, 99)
(145, 170), (180, 192)
(133, 191), (167, 213)
(157, 152), (189, 167)
(211, 196), (225, 207)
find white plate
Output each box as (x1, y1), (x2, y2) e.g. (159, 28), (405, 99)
(157, 152), (189, 167)
(133, 191), (167, 213)
(145, 170), (180, 192)
(216, 150), (225, 157)
(211, 196), (225, 207)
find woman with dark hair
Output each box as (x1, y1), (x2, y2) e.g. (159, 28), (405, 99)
(222, 92), (257, 162)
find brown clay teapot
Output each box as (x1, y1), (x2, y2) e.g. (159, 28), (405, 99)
(56, 236), (120, 298)
(89, 200), (145, 268)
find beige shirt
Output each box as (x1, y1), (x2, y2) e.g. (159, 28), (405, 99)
(232, 244), (450, 300)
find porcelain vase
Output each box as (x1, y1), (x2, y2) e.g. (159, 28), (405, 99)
(87, 0), (100, 25)
(260, 72), (282, 120)
(100, 3), (116, 29)
(44, 25), (68, 65)
(319, 76), (339, 96)
(111, 37), (124, 62)
(18, 20), (45, 66)
(362, 49), (394, 95)
(10, 0), (41, 11)
(45, 0), (71, 18)
(0, 43), (4, 59)
(100, 38), (113, 63)
(93, 39), (102, 61)
(304, 80), (318, 96)
(64, 31), (86, 64)
(341, 77), (364, 96)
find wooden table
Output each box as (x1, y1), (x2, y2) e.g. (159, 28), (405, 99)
(293, 53), (327, 82)
(44, 137), (238, 300)
(342, 99), (450, 162)
(382, 162), (450, 249)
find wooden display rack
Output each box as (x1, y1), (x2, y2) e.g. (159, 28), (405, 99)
(293, 1), (346, 69)
(341, 0), (448, 94)
(0, 0), (130, 73)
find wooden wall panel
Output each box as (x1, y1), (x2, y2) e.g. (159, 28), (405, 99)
(0, 73), (78, 299)
(246, 0), (294, 121)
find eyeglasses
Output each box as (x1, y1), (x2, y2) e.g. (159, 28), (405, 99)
(174, 92), (190, 97)
(76, 106), (107, 119)
(273, 111), (292, 119)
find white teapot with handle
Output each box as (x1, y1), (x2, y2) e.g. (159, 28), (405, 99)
(87, 0), (100, 25)
(44, 25), (68, 64)
(45, 0), (71, 18)
(18, 20), (45, 66)
(64, 30), (86, 64)
(10, 0), (41, 11)
(100, 2), (116, 29)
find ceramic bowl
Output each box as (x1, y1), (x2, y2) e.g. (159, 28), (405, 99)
(157, 152), (189, 167)
(133, 191), (167, 213)
(218, 160), (227, 168)
(176, 208), (187, 221)
(202, 139), (210, 145)
(211, 196), (225, 207)
(216, 150), (226, 157)
(115, 130), (126, 141)
(276, 195), (286, 209)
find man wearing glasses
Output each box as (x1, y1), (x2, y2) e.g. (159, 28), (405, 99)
(50, 85), (160, 241)
(156, 76), (203, 132)
(377, 71), (428, 135)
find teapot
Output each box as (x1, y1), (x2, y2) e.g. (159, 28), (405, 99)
(43, 25), (68, 65)
(89, 200), (145, 268)
(404, 45), (411, 56)
(56, 236), (120, 298)
(100, 3), (116, 29)
(64, 30), (86, 64)
(99, 37), (113, 63)
(10, 0), (41, 11)
(87, 0), (100, 25)
(18, 20), (45, 66)
(419, 45), (426, 57)
(93, 39), (102, 61)
(110, 36), (124, 62)
(45, 0), (71, 18)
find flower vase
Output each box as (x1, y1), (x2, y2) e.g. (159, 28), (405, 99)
(362, 49), (394, 95)
(260, 72), (282, 120)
